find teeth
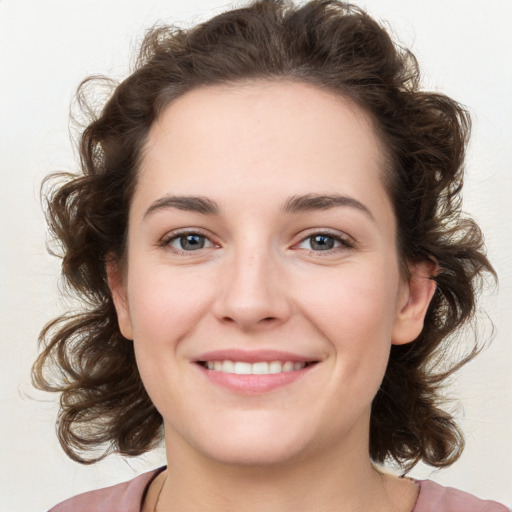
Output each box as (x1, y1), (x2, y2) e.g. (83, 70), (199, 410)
(202, 360), (309, 374)
(282, 361), (294, 372)
(252, 362), (269, 374)
(233, 362), (252, 375)
(222, 360), (234, 373)
(269, 361), (282, 374)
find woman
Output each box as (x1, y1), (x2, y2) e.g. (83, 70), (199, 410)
(33, 0), (507, 510)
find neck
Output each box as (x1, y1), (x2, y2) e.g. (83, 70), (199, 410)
(156, 425), (417, 512)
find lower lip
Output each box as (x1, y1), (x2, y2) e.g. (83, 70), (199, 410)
(197, 364), (316, 395)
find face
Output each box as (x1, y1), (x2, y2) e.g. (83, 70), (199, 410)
(110, 81), (434, 468)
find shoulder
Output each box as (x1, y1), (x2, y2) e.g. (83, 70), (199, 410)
(48, 467), (165, 512)
(414, 480), (509, 512)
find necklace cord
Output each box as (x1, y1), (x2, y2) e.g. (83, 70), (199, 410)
(153, 474), (167, 512)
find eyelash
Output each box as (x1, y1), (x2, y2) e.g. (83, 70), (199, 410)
(159, 230), (355, 256)
(295, 231), (355, 255)
(159, 230), (217, 255)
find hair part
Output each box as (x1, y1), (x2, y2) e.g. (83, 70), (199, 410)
(33, 0), (495, 469)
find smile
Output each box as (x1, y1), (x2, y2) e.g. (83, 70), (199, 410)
(195, 351), (320, 394)
(198, 360), (313, 374)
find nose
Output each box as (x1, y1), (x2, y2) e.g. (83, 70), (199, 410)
(212, 247), (292, 331)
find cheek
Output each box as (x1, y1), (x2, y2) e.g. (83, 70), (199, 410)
(126, 265), (216, 411)
(300, 262), (399, 333)
(296, 263), (399, 384)
(127, 263), (213, 342)
(125, 264), (216, 403)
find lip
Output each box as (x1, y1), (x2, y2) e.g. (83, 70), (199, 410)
(194, 349), (320, 395)
(195, 349), (316, 364)
(197, 363), (317, 395)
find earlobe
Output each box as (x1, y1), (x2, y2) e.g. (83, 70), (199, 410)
(392, 261), (438, 345)
(106, 259), (133, 340)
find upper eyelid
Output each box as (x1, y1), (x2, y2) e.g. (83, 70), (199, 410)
(295, 237), (353, 251)
(160, 231), (219, 256)
(291, 233), (355, 257)
(158, 227), (355, 248)
(160, 228), (216, 244)
(294, 229), (355, 245)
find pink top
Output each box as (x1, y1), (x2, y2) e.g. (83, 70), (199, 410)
(49, 467), (509, 512)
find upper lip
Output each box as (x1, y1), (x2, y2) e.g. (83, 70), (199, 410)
(195, 349), (319, 363)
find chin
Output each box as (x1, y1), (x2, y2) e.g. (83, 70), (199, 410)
(200, 435), (308, 468)
(170, 411), (317, 468)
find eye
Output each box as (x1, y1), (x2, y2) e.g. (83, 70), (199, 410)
(296, 233), (354, 252)
(304, 234), (337, 251)
(162, 232), (216, 252)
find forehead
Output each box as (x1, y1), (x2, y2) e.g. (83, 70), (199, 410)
(144, 80), (385, 168)
(136, 80), (393, 222)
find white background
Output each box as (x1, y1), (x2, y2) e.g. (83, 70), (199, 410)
(0, 1), (511, 510)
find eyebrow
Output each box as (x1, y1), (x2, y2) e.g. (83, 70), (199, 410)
(144, 195), (220, 218)
(143, 193), (374, 220)
(282, 193), (374, 220)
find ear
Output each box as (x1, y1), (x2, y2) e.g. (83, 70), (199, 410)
(106, 258), (133, 340)
(392, 261), (438, 345)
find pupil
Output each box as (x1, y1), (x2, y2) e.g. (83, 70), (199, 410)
(311, 235), (334, 250)
(180, 235), (204, 250)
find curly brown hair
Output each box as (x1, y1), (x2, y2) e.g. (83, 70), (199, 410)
(33, 0), (495, 470)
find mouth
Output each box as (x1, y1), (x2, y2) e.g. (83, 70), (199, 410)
(194, 351), (320, 394)
(197, 360), (318, 375)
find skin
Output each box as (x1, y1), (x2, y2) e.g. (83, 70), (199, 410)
(108, 81), (436, 511)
